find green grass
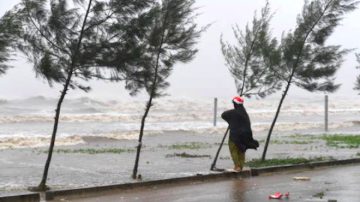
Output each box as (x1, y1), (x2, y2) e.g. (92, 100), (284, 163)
(288, 133), (360, 148)
(42, 148), (135, 154)
(214, 142), (228, 146)
(313, 191), (325, 199)
(165, 152), (211, 158)
(269, 139), (283, 144)
(269, 139), (313, 145)
(219, 156), (231, 160)
(259, 135), (315, 145)
(288, 134), (313, 139)
(246, 157), (332, 168)
(159, 142), (212, 150)
(289, 140), (314, 144)
(321, 134), (360, 148)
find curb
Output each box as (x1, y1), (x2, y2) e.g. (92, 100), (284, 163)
(45, 170), (252, 200)
(250, 158), (360, 176)
(0, 193), (40, 202)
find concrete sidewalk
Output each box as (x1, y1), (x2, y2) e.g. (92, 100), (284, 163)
(51, 164), (360, 202)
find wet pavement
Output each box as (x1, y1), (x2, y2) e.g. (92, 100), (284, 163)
(53, 164), (360, 202)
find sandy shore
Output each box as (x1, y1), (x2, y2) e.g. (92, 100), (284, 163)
(0, 129), (359, 196)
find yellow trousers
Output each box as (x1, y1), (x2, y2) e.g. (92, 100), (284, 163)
(228, 139), (245, 169)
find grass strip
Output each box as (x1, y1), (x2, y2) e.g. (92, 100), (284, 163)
(270, 140), (314, 145)
(159, 142), (212, 150)
(246, 157), (332, 168)
(166, 152), (211, 158)
(321, 134), (360, 148)
(42, 148), (135, 154)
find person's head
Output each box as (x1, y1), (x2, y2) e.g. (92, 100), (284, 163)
(232, 96), (244, 109)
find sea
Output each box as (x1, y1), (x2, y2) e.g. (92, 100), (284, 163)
(0, 94), (359, 149)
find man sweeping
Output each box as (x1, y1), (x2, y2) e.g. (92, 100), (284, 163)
(221, 96), (259, 171)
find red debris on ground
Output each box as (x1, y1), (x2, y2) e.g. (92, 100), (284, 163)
(268, 192), (289, 199)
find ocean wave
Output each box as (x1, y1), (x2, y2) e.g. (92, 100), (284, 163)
(1, 96), (359, 111)
(0, 120), (357, 149)
(0, 110), (221, 123)
(0, 130), (165, 149)
(0, 106), (359, 124)
(0, 96), (359, 122)
(0, 99), (8, 105)
(0, 183), (28, 191)
(352, 121), (360, 125)
(0, 135), (84, 149)
(254, 121), (354, 132)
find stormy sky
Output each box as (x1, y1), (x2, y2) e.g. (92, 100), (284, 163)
(0, 0), (359, 100)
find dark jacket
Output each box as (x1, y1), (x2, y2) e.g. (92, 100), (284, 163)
(221, 104), (259, 152)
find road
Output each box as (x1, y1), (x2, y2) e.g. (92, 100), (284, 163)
(53, 164), (360, 202)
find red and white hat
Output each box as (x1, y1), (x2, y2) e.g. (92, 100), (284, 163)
(232, 96), (244, 104)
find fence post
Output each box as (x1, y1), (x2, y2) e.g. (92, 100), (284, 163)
(214, 97), (217, 126)
(325, 94), (328, 132)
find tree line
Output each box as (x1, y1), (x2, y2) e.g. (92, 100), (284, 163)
(0, 0), (359, 191)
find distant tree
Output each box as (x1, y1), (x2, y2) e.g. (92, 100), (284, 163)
(8, 0), (153, 191)
(220, 1), (282, 98)
(355, 53), (360, 92)
(129, 0), (204, 179)
(261, 0), (358, 161)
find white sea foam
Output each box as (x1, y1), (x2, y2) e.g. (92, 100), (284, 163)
(0, 106), (358, 124)
(0, 120), (357, 149)
(0, 135), (84, 149)
(0, 96), (359, 148)
(0, 183), (28, 191)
